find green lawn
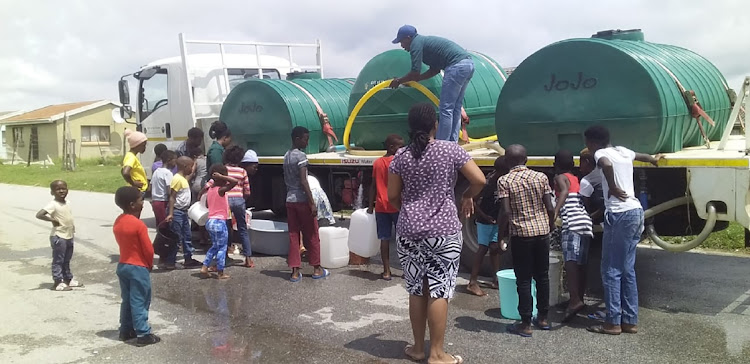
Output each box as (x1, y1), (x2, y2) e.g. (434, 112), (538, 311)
(662, 221), (750, 254)
(0, 163), (125, 194)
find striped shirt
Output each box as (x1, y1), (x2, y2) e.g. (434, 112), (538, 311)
(204, 165), (250, 199)
(497, 165), (553, 238)
(556, 173), (593, 237)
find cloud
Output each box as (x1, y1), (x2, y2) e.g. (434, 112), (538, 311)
(0, 0), (747, 111)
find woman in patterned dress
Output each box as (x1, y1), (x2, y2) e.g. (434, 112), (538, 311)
(388, 103), (486, 364)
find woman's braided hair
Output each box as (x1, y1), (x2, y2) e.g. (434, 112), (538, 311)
(407, 103), (436, 160)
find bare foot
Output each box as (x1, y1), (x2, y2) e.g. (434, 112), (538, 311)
(200, 266), (210, 278)
(467, 282), (487, 297)
(217, 272), (231, 280)
(382, 271), (392, 281)
(404, 344), (425, 361)
(243, 257), (255, 268)
(428, 353), (464, 364)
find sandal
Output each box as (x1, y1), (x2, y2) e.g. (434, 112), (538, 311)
(312, 268), (330, 280)
(242, 259), (255, 268)
(587, 325), (621, 335)
(428, 354), (464, 364)
(587, 310), (606, 321)
(506, 323), (532, 337)
(532, 317), (551, 330)
(382, 273), (393, 281)
(290, 274), (301, 283)
(562, 304), (586, 323)
(404, 345), (425, 362)
(217, 273), (231, 280)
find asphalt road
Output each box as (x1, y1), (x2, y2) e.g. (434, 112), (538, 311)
(1, 183), (749, 363)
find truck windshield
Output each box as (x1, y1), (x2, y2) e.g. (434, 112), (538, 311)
(228, 68), (280, 89)
(139, 69), (169, 120)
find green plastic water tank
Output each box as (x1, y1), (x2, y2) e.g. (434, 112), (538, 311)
(287, 71), (322, 80)
(221, 78), (355, 156)
(348, 49), (507, 149)
(495, 29), (733, 156)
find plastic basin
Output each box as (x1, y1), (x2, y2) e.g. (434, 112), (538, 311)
(496, 269), (537, 320)
(249, 220), (289, 256)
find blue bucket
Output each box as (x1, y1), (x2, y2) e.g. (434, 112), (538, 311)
(496, 269), (537, 320)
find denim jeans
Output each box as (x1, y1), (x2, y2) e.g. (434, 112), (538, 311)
(170, 209), (194, 261)
(510, 235), (550, 323)
(601, 208), (644, 325)
(204, 219), (229, 271)
(116, 263), (152, 337)
(229, 197), (251, 257)
(50, 236), (74, 282)
(437, 58), (475, 142)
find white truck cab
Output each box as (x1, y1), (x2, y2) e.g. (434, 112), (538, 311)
(117, 33), (323, 177)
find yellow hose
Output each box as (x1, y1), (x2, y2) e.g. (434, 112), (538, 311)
(343, 80), (497, 150)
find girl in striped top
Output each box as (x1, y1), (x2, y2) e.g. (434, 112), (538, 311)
(203, 146), (254, 268)
(553, 150), (593, 322)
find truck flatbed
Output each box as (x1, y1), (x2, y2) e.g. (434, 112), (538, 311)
(257, 135), (750, 169)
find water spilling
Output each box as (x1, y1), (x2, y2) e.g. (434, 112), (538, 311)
(354, 183), (364, 210)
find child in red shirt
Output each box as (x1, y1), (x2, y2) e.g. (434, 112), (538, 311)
(367, 134), (404, 280)
(113, 186), (160, 347)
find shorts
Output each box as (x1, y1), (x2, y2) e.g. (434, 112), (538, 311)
(476, 222), (499, 246)
(375, 212), (399, 240)
(561, 230), (591, 264)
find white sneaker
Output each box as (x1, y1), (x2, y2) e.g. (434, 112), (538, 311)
(66, 279), (83, 288)
(54, 282), (72, 291)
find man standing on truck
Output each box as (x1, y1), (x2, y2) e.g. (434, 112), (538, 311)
(584, 126), (660, 336)
(389, 25), (475, 142)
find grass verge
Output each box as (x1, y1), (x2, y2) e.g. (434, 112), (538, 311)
(0, 163), (125, 194)
(662, 222), (750, 254)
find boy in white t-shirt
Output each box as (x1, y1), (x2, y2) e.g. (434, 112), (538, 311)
(150, 150), (176, 228)
(583, 126), (660, 336)
(36, 180), (82, 291)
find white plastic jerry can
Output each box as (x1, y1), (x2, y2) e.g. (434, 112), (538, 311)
(347, 209), (380, 257)
(319, 226), (350, 269)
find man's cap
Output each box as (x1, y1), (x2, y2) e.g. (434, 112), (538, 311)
(241, 149), (259, 163)
(392, 25), (417, 44)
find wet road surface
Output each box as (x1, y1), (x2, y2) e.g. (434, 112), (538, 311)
(1, 184), (749, 363)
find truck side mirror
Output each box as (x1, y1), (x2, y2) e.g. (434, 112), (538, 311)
(120, 105), (133, 120)
(118, 80), (130, 105)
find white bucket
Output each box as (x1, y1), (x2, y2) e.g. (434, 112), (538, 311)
(188, 194), (209, 226)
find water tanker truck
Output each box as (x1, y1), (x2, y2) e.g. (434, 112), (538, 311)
(117, 31), (749, 262)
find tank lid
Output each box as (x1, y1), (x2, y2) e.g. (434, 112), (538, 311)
(591, 29), (644, 41)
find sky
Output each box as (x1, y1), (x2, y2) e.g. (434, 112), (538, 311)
(0, 0), (747, 111)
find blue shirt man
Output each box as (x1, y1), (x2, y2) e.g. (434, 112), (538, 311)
(389, 25), (475, 142)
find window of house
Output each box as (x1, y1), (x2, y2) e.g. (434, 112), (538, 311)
(81, 126), (110, 143)
(12, 127), (24, 147)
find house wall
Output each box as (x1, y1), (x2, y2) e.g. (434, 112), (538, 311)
(67, 107), (128, 160)
(4, 105), (130, 162)
(7, 123), (58, 162)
